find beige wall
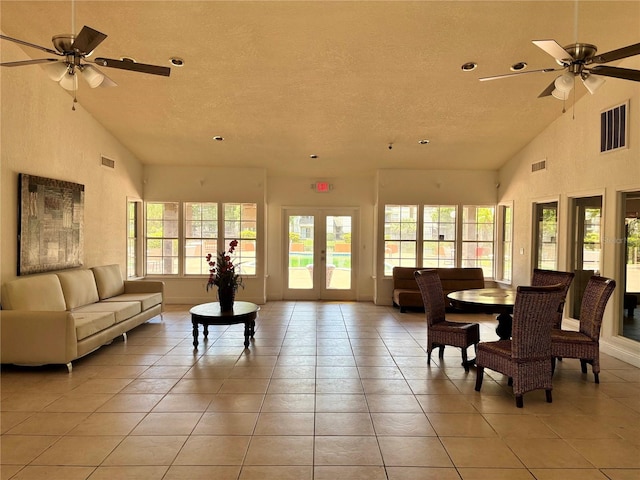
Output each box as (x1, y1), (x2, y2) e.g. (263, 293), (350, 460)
(266, 175), (376, 301)
(143, 165), (268, 305)
(374, 169), (499, 304)
(498, 56), (640, 366)
(0, 38), (145, 294)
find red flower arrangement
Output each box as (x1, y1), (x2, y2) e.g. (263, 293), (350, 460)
(205, 239), (244, 291)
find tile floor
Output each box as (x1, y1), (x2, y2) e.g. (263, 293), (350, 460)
(1, 302), (639, 480)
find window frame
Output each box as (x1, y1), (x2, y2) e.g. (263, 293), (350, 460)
(143, 201), (258, 278)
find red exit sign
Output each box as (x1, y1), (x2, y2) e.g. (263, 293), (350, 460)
(314, 181), (331, 193)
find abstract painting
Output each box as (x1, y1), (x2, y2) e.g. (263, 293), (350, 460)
(18, 173), (84, 275)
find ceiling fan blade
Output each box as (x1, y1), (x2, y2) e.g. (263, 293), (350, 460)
(71, 26), (107, 55)
(537, 80), (556, 98)
(479, 67), (561, 82)
(0, 34), (61, 56)
(0, 58), (60, 67)
(588, 65), (640, 82)
(532, 40), (573, 63)
(94, 57), (171, 77)
(590, 42), (640, 64)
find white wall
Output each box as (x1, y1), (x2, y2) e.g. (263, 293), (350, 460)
(498, 57), (640, 366)
(0, 38), (145, 294)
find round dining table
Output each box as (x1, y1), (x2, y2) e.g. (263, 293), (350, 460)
(447, 288), (516, 340)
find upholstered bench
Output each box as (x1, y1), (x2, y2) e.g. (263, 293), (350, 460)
(392, 267), (485, 312)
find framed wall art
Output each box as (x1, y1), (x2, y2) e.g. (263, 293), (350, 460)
(18, 173), (85, 275)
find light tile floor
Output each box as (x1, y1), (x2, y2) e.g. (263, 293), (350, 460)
(1, 302), (639, 480)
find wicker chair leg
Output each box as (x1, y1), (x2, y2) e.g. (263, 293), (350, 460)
(516, 395), (524, 408)
(461, 348), (469, 372)
(594, 372), (600, 384)
(580, 359), (588, 373)
(475, 366), (484, 391)
(427, 346), (433, 365)
(545, 389), (552, 403)
(438, 345), (445, 358)
(507, 377), (513, 387)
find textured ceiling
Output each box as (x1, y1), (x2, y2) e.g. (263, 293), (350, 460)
(2, 1), (639, 176)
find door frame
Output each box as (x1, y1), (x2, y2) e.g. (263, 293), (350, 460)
(282, 207), (358, 301)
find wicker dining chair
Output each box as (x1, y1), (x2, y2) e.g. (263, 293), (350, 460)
(531, 269), (575, 329)
(475, 284), (565, 408)
(414, 269), (480, 372)
(551, 275), (616, 384)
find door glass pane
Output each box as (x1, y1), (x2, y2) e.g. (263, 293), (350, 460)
(326, 215), (351, 290)
(623, 192), (640, 341)
(288, 215), (314, 289)
(536, 202), (558, 270)
(570, 196), (602, 318)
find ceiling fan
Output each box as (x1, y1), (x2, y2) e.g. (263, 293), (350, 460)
(480, 40), (640, 100)
(0, 25), (170, 91)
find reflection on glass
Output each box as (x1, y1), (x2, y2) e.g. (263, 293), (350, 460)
(288, 215), (314, 289)
(326, 216), (351, 290)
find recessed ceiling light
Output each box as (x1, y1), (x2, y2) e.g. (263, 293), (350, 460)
(510, 62), (527, 72)
(170, 57), (184, 67)
(418, 139), (430, 145)
(461, 62), (477, 72)
(309, 154), (318, 159)
(212, 136), (224, 141)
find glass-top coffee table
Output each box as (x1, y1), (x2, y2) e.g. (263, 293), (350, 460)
(189, 301), (260, 348)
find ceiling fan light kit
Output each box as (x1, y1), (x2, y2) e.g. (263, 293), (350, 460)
(1, 24), (171, 98)
(479, 38), (640, 104)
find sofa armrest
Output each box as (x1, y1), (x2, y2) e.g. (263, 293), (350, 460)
(0, 311), (77, 364)
(123, 280), (165, 295)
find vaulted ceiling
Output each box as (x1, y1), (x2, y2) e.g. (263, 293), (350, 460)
(2, 1), (639, 176)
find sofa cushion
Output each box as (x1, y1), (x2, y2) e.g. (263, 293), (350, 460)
(91, 264), (125, 300)
(101, 292), (163, 311)
(71, 311), (116, 340)
(1, 274), (66, 311)
(73, 301), (142, 323)
(57, 269), (100, 310)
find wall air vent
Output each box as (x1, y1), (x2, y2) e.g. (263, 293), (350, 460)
(601, 101), (628, 153)
(101, 156), (115, 169)
(531, 159), (547, 173)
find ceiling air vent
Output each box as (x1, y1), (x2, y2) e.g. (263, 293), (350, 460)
(531, 159), (546, 173)
(601, 101), (628, 153)
(101, 156), (115, 169)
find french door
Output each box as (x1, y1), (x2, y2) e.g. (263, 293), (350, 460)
(284, 208), (357, 300)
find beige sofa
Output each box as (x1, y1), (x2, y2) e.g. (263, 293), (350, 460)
(392, 266), (485, 312)
(0, 264), (163, 372)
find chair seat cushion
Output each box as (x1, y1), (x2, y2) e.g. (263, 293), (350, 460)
(551, 330), (593, 344)
(478, 339), (512, 357)
(433, 321), (479, 333)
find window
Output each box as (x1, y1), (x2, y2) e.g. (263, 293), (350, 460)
(384, 205), (418, 275)
(423, 205), (456, 267)
(184, 202), (217, 275)
(146, 202), (179, 275)
(145, 202), (257, 277)
(126, 199), (141, 278)
(224, 203), (257, 275)
(462, 205), (495, 277)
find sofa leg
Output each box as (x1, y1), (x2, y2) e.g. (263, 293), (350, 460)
(122, 332), (128, 342)
(66, 362), (73, 374)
